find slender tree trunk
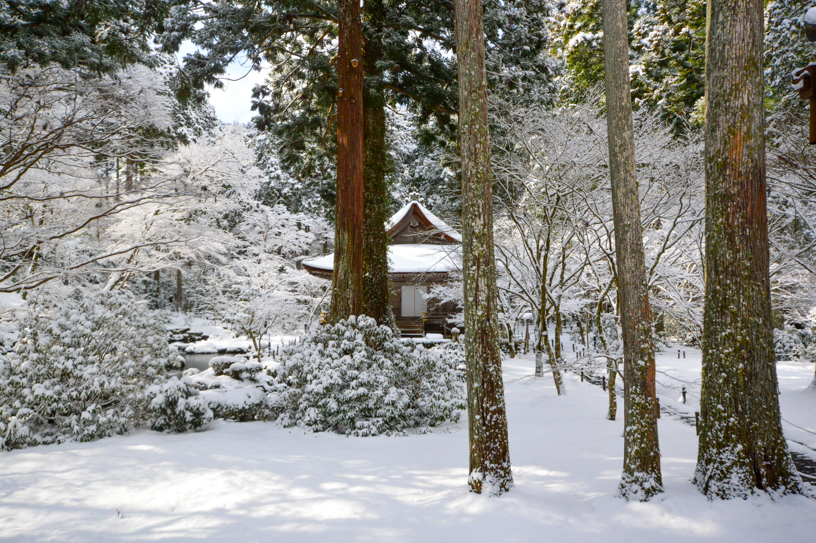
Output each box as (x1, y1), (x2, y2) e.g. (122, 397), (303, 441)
(362, 5), (396, 327)
(607, 358), (618, 421)
(455, 0), (513, 495)
(693, 0), (801, 499)
(175, 269), (182, 313)
(125, 158), (134, 192)
(542, 312), (563, 395)
(154, 269), (161, 309)
(329, 0), (365, 323)
(602, 0), (662, 500)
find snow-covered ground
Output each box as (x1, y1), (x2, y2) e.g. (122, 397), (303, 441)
(0, 342), (814, 542)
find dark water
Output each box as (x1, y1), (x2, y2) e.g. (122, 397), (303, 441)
(181, 353), (220, 372)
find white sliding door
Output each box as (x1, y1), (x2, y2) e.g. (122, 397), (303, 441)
(400, 286), (428, 317)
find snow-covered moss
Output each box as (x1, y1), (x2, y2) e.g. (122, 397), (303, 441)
(276, 316), (465, 436)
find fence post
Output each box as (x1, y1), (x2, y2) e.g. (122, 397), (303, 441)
(581, 370), (584, 382)
(682, 387), (687, 404)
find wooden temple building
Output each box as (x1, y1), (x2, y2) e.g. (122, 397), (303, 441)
(302, 201), (461, 337)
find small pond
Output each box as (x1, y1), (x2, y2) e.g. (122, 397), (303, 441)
(181, 353), (218, 372)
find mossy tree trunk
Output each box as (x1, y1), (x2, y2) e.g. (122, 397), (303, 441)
(329, 0), (365, 323)
(455, 0), (513, 495)
(693, 0), (801, 499)
(362, 0), (396, 328)
(602, 0), (662, 500)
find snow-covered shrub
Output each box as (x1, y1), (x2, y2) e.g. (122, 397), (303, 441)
(0, 290), (178, 450)
(204, 387), (277, 422)
(209, 356), (241, 376)
(774, 327), (805, 361)
(209, 356), (263, 381)
(276, 316), (465, 436)
(147, 376), (213, 432)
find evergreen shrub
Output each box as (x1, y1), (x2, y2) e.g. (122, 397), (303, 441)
(276, 316), (465, 436)
(0, 290), (201, 450)
(147, 376), (213, 432)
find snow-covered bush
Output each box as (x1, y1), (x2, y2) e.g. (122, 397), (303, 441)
(205, 387), (276, 422)
(147, 376), (213, 433)
(774, 327), (805, 361)
(276, 316), (465, 436)
(209, 356), (263, 381)
(0, 290), (179, 450)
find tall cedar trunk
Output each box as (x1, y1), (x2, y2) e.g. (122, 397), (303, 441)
(362, 2), (396, 327)
(602, 0), (662, 500)
(454, 0), (513, 495)
(329, 0), (365, 322)
(693, 0), (801, 498)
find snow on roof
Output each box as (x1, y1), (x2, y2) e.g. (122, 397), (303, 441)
(386, 201), (462, 243)
(302, 244), (460, 275)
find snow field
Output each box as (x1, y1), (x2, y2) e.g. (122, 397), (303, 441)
(0, 342), (813, 542)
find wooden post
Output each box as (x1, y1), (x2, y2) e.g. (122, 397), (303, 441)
(792, 65), (816, 144)
(810, 97), (815, 145)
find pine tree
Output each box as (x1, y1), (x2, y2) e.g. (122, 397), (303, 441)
(693, 0), (802, 499)
(1, 0), (175, 73)
(455, 0), (513, 495)
(602, 0), (663, 500)
(329, 0), (365, 322)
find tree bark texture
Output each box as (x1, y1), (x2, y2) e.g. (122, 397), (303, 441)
(329, 0), (365, 323)
(362, 2), (396, 328)
(455, 0), (513, 495)
(602, 0), (663, 500)
(693, 0), (801, 499)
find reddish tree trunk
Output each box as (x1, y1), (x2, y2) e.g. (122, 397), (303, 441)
(693, 0), (801, 499)
(329, 0), (365, 322)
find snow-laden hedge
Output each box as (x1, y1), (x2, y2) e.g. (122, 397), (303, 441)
(276, 316), (465, 436)
(0, 290), (208, 450)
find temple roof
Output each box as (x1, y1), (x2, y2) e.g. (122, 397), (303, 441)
(302, 201), (461, 278)
(302, 244), (460, 277)
(386, 201), (462, 244)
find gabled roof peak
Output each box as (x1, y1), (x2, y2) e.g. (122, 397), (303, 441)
(386, 201), (462, 244)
